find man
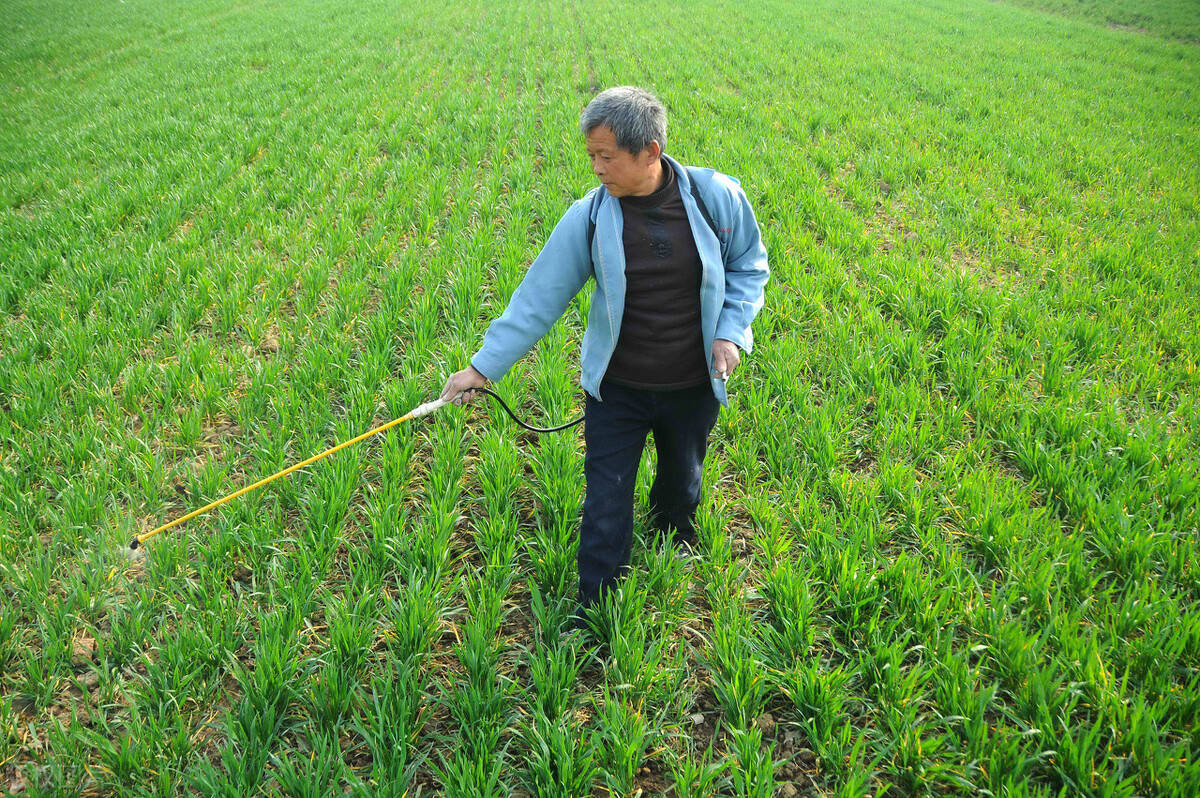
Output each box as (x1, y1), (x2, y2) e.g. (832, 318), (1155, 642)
(441, 86), (769, 624)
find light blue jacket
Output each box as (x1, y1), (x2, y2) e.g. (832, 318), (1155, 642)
(471, 153), (769, 406)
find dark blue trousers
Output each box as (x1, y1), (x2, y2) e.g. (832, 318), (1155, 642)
(577, 379), (720, 608)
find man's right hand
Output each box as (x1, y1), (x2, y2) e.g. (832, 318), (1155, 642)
(440, 365), (488, 405)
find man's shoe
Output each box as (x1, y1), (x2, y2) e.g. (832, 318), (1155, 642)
(672, 533), (698, 562)
(571, 609), (590, 633)
(560, 608), (610, 656)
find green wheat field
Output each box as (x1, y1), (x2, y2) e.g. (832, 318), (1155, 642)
(2, 0), (1198, 795)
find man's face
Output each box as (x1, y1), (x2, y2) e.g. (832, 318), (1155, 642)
(585, 125), (660, 198)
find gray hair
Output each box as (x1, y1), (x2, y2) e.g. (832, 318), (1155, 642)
(579, 86), (667, 154)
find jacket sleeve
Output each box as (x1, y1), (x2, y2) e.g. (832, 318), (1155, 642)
(714, 179), (770, 352)
(470, 198), (594, 382)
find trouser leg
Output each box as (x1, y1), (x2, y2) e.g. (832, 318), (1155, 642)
(578, 383), (651, 609)
(647, 384), (720, 545)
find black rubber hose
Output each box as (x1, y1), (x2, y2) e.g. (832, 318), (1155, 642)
(474, 387), (583, 433)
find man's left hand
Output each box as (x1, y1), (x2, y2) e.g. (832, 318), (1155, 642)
(712, 339), (741, 380)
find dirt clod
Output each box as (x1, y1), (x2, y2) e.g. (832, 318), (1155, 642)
(71, 635), (96, 668)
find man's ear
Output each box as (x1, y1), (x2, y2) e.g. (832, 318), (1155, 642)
(643, 140), (662, 161)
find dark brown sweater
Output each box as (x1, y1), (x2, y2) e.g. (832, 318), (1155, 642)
(604, 159), (709, 390)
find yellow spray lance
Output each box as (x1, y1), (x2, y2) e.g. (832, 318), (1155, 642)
(129, 389), (582, 551)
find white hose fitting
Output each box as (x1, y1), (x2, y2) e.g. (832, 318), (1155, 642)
(407, 397), (449, 419)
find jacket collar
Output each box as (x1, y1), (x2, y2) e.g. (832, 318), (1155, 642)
(662, 153), (691, 193)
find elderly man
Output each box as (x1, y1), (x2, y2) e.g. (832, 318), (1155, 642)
(441, 86), (769, 624)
